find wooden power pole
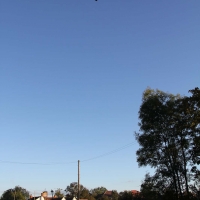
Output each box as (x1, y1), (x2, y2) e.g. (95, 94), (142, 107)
(78, 160), (80, 200)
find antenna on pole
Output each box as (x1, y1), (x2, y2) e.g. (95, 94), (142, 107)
(78, 160), (80, 200)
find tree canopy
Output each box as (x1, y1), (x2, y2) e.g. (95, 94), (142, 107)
(0, 186), (29, 200)
(54, 188), (64, 198)
(136, 87), (200, 200)
(80, 188), (95, 200)
(90, 187), (107, 198)
(65, 182), (85, 198)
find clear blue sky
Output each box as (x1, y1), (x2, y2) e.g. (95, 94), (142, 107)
(0, 0), (200, 196)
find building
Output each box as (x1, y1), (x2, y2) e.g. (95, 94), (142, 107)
(29, 191), (73, 200)
(131, 190), (140, 196)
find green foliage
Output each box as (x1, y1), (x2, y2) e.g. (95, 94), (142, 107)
(91, 189), (118, 200)
(90, 187), (107, 198)
(118, 191), (133, 200)
(100, 196), (110, 200)
(65, 182), (85, 198)
(140, 173), (177, 200)
(111, 190), (119, 200)
(118, 191), (141, 200)
(80, 188), (95, 200)
(136, 87), (200, 200)
(54, 188), (64, 198)
(0, 186), (29, 200)
(140, 174), (158, 200)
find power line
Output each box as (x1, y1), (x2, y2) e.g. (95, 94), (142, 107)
(0, 160), (77, 165)
(81, 142), (135, 162)
(0, 141), (135, 165)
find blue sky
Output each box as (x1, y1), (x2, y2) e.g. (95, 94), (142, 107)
(0, 0), (200, 196)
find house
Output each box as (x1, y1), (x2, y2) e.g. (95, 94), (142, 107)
(29, 190), (90, 200)
(131, 190), (140, 196)
(103, 191), (112, 198)
(29, 191), (72, 200)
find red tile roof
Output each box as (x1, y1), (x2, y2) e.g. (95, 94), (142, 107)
(104, 191), (112, 196)
(131, 190), (140, 195)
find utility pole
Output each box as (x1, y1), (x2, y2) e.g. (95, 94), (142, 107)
(78, 160), (80, 200)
